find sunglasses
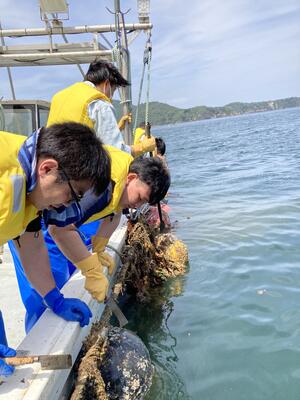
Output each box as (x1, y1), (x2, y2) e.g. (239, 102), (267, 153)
(60, 169), (84, 205)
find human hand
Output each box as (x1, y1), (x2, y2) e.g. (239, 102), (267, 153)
(118, 113), (132, 130)
(43, 288), (92, 327)
(75, 254), (109, 302)
(0, 344), (16, 377)
(131, 136), (156, 157)
(91, 235), (115, 275)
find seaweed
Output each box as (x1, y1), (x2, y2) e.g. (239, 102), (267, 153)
(70, 215), (188, 399)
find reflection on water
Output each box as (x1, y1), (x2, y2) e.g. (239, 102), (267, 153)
(124, 277), (191, 400)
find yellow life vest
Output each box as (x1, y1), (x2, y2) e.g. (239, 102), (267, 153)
(133, 127), (146, 145)
(86, 145), (133, 223)
(0, 131), (39, 245)
(46, 82), (111, 129)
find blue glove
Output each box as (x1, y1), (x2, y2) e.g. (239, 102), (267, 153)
(0, 344), (16, 377)
(43, 288), (92, 327)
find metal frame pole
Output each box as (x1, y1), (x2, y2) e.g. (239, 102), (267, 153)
(0, 21), (16, 99)
(0, 23), (152, 37)
(114, 0), (133, 145)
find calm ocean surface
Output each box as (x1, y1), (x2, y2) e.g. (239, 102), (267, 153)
(127, 107), (300, 400)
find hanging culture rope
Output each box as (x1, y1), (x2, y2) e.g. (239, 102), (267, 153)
(133, 32), (152, 132)
(141, 33), (165, 233)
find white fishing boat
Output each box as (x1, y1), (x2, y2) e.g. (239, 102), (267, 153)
(0, 1), (154, 398)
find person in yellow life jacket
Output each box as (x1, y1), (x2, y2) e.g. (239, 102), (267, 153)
(47, 59), (157, 158)
(0, 122), (111, 376)
(46, 151), (171, 304)
(134, 121), (167, 158)
(134, 121), (147, 145)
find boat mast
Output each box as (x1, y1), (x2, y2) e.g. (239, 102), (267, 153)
(113, 0), (133, 145)
(0, 21), (16, 99)
(0, 0), (152, 134)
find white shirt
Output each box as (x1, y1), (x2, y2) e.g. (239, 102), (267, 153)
(84, 81), (132, 154)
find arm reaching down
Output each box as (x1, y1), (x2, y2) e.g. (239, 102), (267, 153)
(15, 231), (92, 326)
(48, 224), (91, 263)
(15, 231), (56, 297)
(49, 213), (121, 301)
(91, 212), (122, 275)
(48, 223), (111, 302)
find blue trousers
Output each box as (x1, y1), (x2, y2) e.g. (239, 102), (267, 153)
(9, 220), (101, 333)
(0, 311), (7, 346)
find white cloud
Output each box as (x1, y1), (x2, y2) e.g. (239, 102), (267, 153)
(0, 0), (299, 107)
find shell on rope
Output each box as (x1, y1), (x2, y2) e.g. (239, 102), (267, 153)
(99, 327), (154, 400)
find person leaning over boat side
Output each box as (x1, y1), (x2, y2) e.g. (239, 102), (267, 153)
(154, 137), (167, 162)
(12, 150), (170, 331)
(46, 59), (157, 158)
(48, 153), (170, 301)
(134, 121), (167, 159)
(0, 123), (110, 376)
(134, 121), (147, 145)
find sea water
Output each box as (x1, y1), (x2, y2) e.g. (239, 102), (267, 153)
(127, 107), (300, 400)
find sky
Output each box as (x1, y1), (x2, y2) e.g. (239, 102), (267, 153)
(0, 0), (299, 108)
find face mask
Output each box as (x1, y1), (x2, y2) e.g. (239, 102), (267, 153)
(106, 82), (113, 99)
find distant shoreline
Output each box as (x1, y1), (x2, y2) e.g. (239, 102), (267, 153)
(114, 96), (300, 127)
(154, 106), (300, 128)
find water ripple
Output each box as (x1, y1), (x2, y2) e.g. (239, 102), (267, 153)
(140, 109), (300, 399)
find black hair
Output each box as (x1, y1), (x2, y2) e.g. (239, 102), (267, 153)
(37, 122), (111, 196)
(84, 60), (130, 87)
(155, 137), (166, 156)
(129, 157), (170, 205)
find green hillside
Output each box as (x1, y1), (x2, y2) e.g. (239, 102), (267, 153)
(114, 96), (300, 126)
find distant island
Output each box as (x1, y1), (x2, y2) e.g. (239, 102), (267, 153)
(114, 96), (300, 126)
